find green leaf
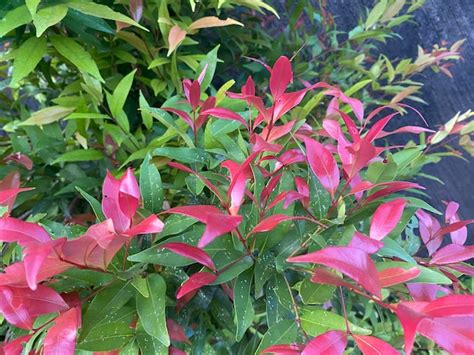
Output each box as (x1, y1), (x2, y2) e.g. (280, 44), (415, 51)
(52, 149), (104, 164)
(77, 322), (134, 351)
(136, 322), (168, 355)
(0, 6), (32, 37)
(139, 154), (163, 213)
(300, 307), (371, 336)
(212, 256), (253, 285)
(254, 252), (275, 296)
(376, 261), (452, 285)
(20, 106), (75, 126)
(255, 320), (298, 354)
(148, 57), (170, 69)
(153, 147), (208, 165)
(136, 274), (170, 346)
(234, 269), (254, 341)
(33, 5), (68, 37)
(139, 91), (153, 130)
(366, 0), (388, 28)
(378, 237), (416, 263)
(81, 281), (135, 338)
(68, 2), (147, 31)
(196, 45), (220, 91)
(50, 35), (103, 81)
(299, 279), (336, 305)
(367, 156), (398, 183)
(10, 36), (47, 87)
(75, 186), (105, 221)
(131, 276), (149, 298)
(110, 69), (136, 119)
(26, 0), (41, 16)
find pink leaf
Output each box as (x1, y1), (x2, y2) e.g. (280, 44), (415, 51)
(369, 198), (406, 240)
(3, 153), (33, 170)
(0, 217), (51, 245)
(102, 169), (140, 233)
(162, 242), (216, 271)
(288, 246), (381, 297)
(423, 294), (474, 318)
(188, 80), (201, 110)
(444, 201), (466, 245)
(348, 232), (383, 254)
(269, 56), (293, 100)
(130, 0), (143, 22)
(310, 269), (355, 290)
(43, 307), (81, 355)
(302, 330), (347, 355)
(201, 108), (247, 127)
(163, 107), (194, 130)
(261, 120), (296, 142)
(433, 219), (474, 240)
(365, 182), (423, 203)
(303, 136), (340, 198)
(167, 319), (188, 342)
(407, 283), (450, 302)
(273, 88), (309, 122)
(430, 244), (474, 265)
(262, 343), (303, 354)
(415, 209), (442, 255)
(164, 205), (242, 247)
(378, 267), (420, 288)
(176, 272), (216, 299)
(0, 335), (32, 355)
(353, 335), (398, 355)
(222, 159), (253, 215)
(250, 215), (302, 234)
(167, 26), (186, 56)
(124, 215), (164, 237)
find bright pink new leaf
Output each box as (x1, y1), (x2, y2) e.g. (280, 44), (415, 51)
(162, 242), (216, 271)
(444, 201), (467, 245)
(164, 205), (242, 247)
(43, 307), (81, 355)
(201, 108), (247, 127)
(369, 198), (406, 240)
(0, 217), (51, 245)
(288, 246), (381, 297)
(123, 215), (164, 237)
(348, 232), (384, 254)
(302, 330), (347, 355)
(416, 209), (442, 255)
(378, 267), (420, 288)
(222, 160), (253, 215)
(0, 335), (32, 355)
(269, 56), (292, 100)
(176, 272), (217, 299)
(353, 335), (399, 355)
(303, 136), (339, 198)
(250, 215), (302, 234)
(430, 244), (474, 265)
(407, 283), (451, 302)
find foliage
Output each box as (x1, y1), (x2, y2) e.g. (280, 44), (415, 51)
(0, 55), (473, 354)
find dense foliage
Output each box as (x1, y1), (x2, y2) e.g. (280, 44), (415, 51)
(0, 0), (473, 354)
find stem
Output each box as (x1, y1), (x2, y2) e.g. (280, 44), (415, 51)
(282, 273), (309, 341)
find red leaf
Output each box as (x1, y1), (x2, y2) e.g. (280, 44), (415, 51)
(124, 215), (164, 237)
(310, 269), (355, 290)
(0, 335), (32, 355)
(348, 232), (383, 254)
(430, 244), (474, 265)
(407, 283), (451, 302)
(269, 56), (292, 100)
(222, 160), (253, 215)
(163, 107), (194, 130)
(433, 219), (474, 240)
(273, 88), (309, 122)
(201, 108), (247, 127)
(102, 169), (140, 233)
(303, 136), (340, 198)
(0, 217), (51, 245)
(365, 181), (423, 203)
(423, 294), (474, 318)
(416, 209), (442, 255)
(169, 347), (187, 355)
(167, 319), (188, 342)
(443, 201), (466, 245)
(176, 272), (216, 299)
(188, 80), (201, 110)
(3, 153), (33, 170)
(353, 335), (398, 355)
(378, 267), (420, 288)
(261, 343), (303, 354)
(162, 242), (216, 271)
(261, 120), (296, 142)
(43, 307), (81, 355)
(418, 316), (474, 354)
(364, 113), (399, 142)
(342, 139), (377, 179)
(369, 198), (406, 240)
(251, 214), (303, 234)
(288, 246), (381, 297)
(83, 219), (116, 249)
(302, 330), (347, 355)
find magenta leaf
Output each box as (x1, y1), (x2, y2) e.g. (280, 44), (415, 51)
(302, 330), (347, 355)
(369, 198), (406, 240)
(378, 267), (420, 288)
(162, 242), (216, 271)
(43, 307), (81, 355)
(353, 334), (399, 355)
(269, 56), (292, 100)
(176, 272), (217, 299)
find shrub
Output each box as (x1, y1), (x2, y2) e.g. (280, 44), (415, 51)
(0, 56), (473, 354)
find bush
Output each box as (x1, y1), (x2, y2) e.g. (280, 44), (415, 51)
(0, 1), (473, 354)
(1, 55), (473, 354)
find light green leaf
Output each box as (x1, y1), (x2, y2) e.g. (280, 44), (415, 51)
(148, 57), (170, 69)
(139, 91), (153, 130)
(153, 147), (208, 165)
(136, 274), (170, 346)
(131, 276), (149, 298)
(299, 279), (336, 305)
(136, 322), (168, 355)
(300, 307), (371, 336)
(234, 269), (254, 341)
(379, 237), (416, 263)
(33, 5), (68, 36)
(110, 69), (136, 119)
(366, 0), (388, 28)
(68, 2), (147, 31)
(20, 106), (75, 126)
(10, 36), (46, 87)
(50, 35), (103, 81)
(376, 261), (452, 285)
(52, 149), (104, 164)
(26, 0), (41, 16)
(140, 154), (163, 213)
(0, 6), (32, 37)
(196, 45), (220, 91)
(212, 256), (253, 285)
